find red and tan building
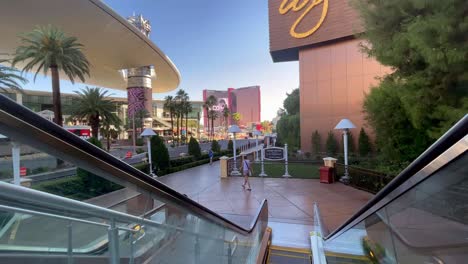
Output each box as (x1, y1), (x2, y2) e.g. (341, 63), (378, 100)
(268, 0), (389, 152)
(203, 86), (261, 132)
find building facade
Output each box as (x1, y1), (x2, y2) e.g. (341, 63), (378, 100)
(202, 86), (261, 133)
(268, 0), (389, 152)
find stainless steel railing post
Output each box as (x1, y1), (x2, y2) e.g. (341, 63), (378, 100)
(67, 220), (73, 264)
(108, 219), (120, 264)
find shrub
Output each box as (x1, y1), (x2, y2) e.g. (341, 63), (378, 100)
(311, 130), (321, 155)
(325, 131), (338, 156)
(136, 138), (145, 146)
(211, 140), (221, 153)
(77, 137), (122, 195)
(227, 139), (233, 152)
(136, 148), (145, 154)
(170, 156), (194, 167)
(359, 128), (372, 156)
(150, 135), (170, 172)
(188, 137), (202, 159)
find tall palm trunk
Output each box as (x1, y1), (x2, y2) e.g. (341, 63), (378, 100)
(106, 131), (111, 151)
(170, 111), (174, 143)
(180, 112), (184, 143)
(176, 113), (180, 145)
(185, 111), (188, 143)
(51, 66), (63, 126)
(211, 117), (214, 140)
(91, 114), (100, 138)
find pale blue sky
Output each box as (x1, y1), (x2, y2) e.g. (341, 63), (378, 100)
(21, 0), (299, 120)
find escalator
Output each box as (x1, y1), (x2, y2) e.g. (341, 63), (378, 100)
(309, 115), (468, 264)
(0, 95), (271, 263)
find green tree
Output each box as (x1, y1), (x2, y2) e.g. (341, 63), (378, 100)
(0, 59), (27, 92)
(150, 135), (170, 172)
(211, 140), (221, 153)
(276, 88), (301, 150)
(227, 139), (233, 153)
(232, 112), (242, 124)
(358, 128), (372, 157)
(311, 130), (322, 155)
(12, 25), (90, 126)
(188, 137), (201, 159)
(222, 106), (230, 136)
(184, 99), (192, 143)
(325, 131), (338, 156)
(204, 95), (218, 139)
(283, 89), (300, 115)
(68, 87), (115, 139)
(163, 95), (176, 142)
(354, 0), (468, 166)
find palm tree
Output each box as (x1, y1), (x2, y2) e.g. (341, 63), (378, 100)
(12, 25), (90, 126)
(222, 106), (230, 137)
(175, 89), (189, 144)
(204, 95), (218, 140)
(68, 87), (115, 139)
(184, 100), (193, 143)
(0, 59), (28, 92)
(101, 113), (122, 151)
(163, 95), (176, 142)
(209, 109), (219, 139)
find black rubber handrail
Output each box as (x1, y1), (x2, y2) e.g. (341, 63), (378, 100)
(0, 95), (268, 235)
(325, 114), (468, 240)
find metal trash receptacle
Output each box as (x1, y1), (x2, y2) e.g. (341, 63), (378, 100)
(319, 166), (334, 184)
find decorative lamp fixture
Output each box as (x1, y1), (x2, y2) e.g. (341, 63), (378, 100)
(334, 119), (356, 184)
(228, 125), (242, 176)
(140, 128), (157, 177)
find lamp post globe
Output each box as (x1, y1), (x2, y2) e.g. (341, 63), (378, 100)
(140, 128), (157, 177)
(228, 125), (242, 176)
(334, 119), (356, 184)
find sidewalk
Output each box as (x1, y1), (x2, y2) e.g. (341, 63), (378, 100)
(158, 161), (373, 231)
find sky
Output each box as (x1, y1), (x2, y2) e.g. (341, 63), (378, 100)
(21, 0), (299, 121)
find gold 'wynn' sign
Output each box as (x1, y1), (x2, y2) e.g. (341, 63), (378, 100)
(279, 0), (329, 39)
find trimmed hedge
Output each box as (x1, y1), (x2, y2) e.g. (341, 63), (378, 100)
(135, 149), (232, 176)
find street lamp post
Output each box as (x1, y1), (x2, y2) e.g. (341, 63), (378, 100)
(253, 130), (262, 162)
(334, 119), (356, 184)
(228, 125), (241, 176)
(140, 128), (157, 177)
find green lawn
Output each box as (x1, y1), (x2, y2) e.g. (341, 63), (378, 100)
(251, 162), (320, 179)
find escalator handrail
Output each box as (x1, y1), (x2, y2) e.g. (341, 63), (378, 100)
(0, 95), (268, 235)
(325, 114), (468, 240)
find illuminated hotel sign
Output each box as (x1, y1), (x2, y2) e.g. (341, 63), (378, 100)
(269, 0), (363, 62)
(278, 0), (328, 39)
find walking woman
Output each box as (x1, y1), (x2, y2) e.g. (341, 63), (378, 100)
(241, 155), (252, 191)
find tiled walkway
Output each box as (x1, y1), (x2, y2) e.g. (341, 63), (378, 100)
(158, 161), (373, 232)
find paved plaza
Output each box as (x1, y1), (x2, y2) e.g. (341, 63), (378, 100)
(158, 161), (373, 237)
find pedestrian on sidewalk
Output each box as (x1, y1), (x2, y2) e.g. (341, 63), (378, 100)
(209, 149), (214, 165)
(241, 155), (252, 191)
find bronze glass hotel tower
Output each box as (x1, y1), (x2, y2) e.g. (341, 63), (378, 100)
(268, 0), (389, 152)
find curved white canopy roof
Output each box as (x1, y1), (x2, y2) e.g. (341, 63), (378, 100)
(0, 0), (180, 93)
